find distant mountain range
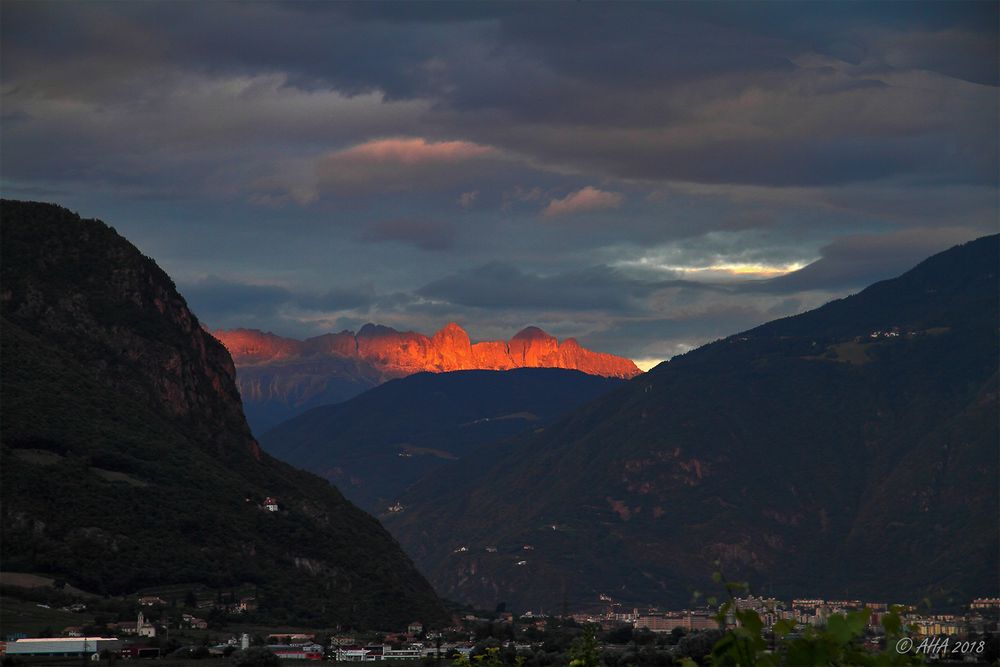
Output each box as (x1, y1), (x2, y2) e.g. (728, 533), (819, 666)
(260, 368), (627, 513)
(213, 324), (641, 433)
(384, 234), (999, 612)
(0, 200), (446, 629)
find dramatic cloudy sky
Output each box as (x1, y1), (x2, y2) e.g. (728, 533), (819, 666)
(3, 2), (997, 367)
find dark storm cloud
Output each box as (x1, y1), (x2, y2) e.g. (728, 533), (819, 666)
(4, 2), (995, 191)
(296, 285), (378, 312)
(182, 275), (291, 318)
(417, 263), (710, 312)
(335, 3), (996, 187)
(487, 2), (999, 88)
(181, 275), (376, 328)
(2, 1), (996, 361)
(359, 218), (456, 251)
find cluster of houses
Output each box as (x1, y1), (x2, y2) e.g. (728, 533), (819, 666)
(5, 592), (996, 663)
(343, 643), (489, 662)
(587, 596), (1000, 638)
(868, 329), (902, 339)
(103, 609), (211, 637)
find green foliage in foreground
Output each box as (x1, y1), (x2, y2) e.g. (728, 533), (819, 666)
(454, 647), (514, 667)
(685, 577), (925, 667)
(694, 606), (922, 667)
(568, 626), (601, 667)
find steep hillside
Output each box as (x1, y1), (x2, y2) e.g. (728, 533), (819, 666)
(385, 235), (999, 612)
(0, 200), (446, 629)
(261, 368), (625, 513)
(214, 324), (641, 433)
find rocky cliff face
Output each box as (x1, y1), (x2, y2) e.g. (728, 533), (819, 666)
(214, 323), (641, 432)
(2, 200), (260, 464)
(0, 200), (447, 629)
(216, 322), (641, 377)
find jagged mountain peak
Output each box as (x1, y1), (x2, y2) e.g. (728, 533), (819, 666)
(439, 321), (469, 334)
(357, 322), (402, 337)
(511, 325), (554, 341)
(212, 321), (641, 432)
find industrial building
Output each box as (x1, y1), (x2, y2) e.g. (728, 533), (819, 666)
(5, 637), (122, 657)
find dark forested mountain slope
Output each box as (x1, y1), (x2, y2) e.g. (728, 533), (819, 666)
(386, 235), (999, 612)
(261, 368), (625, 513)
(0, 200), (446, 629)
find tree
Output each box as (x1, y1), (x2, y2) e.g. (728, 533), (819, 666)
(604, 625), (633, 645)
(455, 647), (504, 667)
(568, 625), (600, 667)
(676, 629), (722, 665)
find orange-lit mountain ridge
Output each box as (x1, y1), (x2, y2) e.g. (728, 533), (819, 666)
(212, 323), (641, 433)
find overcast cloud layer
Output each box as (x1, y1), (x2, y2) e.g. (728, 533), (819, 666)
(2, 2), (996, 367)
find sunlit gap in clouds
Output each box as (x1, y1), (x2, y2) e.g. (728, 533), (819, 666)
(632, 338), (703, 372)
(616, 257), (813, 282)
(633, 358), (667, 372)
(668, 261), (810, 280)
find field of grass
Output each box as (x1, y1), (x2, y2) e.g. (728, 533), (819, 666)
(0, 573), (97, 599)
(800, 339), (872, 365)
(0, 598), (94, 637)
(8, 450), (64, 466)
(88, 468), (148, 487)
(826, 340), (872, 365)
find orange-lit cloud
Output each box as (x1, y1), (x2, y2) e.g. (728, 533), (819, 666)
(543, 186), (623, 218)
(312, 137), (501, 196)
(333, 137), (496, 165)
